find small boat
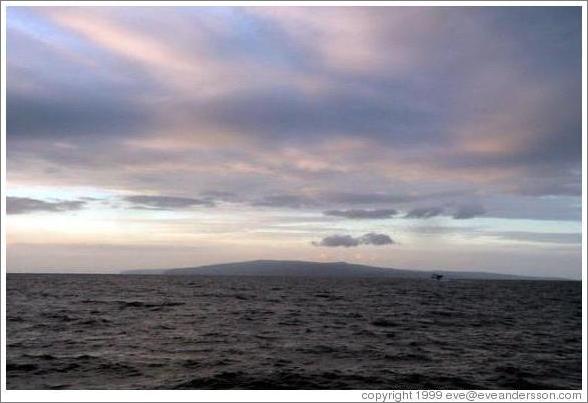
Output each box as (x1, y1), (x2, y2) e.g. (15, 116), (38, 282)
(431, 274), (444, 281)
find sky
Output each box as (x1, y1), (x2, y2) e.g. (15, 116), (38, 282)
(5, 6), (583, 278)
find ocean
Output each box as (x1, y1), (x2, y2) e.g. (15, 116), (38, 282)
(6, 274), (582, 389)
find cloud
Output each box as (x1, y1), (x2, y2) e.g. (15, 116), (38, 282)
(5, 7), (582, 227)
(323, 208), (397, 219)
(192, 85), (436, 146)
(312, 234), (359, 247)
(510, 179), (581, 197)
(403, 205), (486, 220)
(359, 232), (395, 245)
(6, 22), (155, 143)
(312, 232), (394, 247)
(251, 194), (316, 208)
(487, 231), (581, 245)
(124, 195), (215, 210)
(200, 190), (240, 202)
(7, 197), (86, 214)
(405, 207), (444, 219)
(7, 90), (151, 142)
(452, 204), (486, 220)
(325, 192), (415, 205)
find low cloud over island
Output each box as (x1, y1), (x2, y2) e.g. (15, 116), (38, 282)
(313, 233), (395, 248)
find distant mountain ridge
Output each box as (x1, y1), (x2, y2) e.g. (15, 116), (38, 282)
(123, 259), (565, 280)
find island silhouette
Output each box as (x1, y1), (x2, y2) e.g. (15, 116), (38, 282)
(123, 260), (566, 280)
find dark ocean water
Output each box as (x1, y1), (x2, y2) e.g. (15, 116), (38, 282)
(6, 274), (582, 390)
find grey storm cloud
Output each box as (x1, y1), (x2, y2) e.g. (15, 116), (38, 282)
(323, 208), (398, 219)
(453, 204), (486, 220)
(7, 197), (86, 214)
(405, 207), (444, 219)
(312, 233), (395, 248)
(124, 195), (215, 210)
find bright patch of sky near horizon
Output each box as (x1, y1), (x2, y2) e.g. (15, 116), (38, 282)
(5, 6), (582, 278)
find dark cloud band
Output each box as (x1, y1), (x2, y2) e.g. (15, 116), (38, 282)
(7, 197), (86, 215)
(323, 208), (398, 219)
(124, 195), (215, 210)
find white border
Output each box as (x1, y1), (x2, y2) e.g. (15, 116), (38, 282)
(1, 1), (586, 402)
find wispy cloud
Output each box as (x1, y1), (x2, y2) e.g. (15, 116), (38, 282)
(403, 204), (486, 220)
(251, 194), (317, 208)
(487, 231), (581, 245)
(323, 208), (397, 219)
(7, 197), (86, 214)
(124, 195), (215, 210)
(452, 204), (486, 220)
(404, 207), (444, 219)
